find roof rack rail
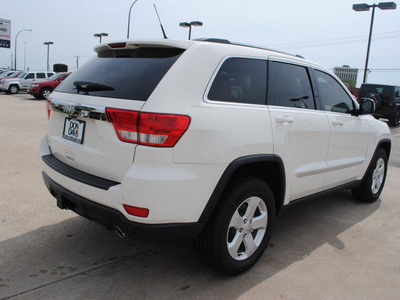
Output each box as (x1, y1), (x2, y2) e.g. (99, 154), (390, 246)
(194, 38), (305, 59)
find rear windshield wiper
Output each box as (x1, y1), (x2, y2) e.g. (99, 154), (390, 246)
(73, 81), (115, 94)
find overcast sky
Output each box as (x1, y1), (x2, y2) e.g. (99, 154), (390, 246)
(1, 0), (399, 87)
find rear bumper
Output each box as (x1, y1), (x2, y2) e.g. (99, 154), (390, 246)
(374, 106), (400, 118)
(42, 171), (204, 242)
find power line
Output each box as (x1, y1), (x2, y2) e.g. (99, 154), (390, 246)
(268, 31), (400, 49)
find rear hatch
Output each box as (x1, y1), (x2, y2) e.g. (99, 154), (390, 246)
(46, 41), (186, 183)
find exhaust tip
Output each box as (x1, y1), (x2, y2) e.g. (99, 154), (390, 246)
(114, 226), (127, 238)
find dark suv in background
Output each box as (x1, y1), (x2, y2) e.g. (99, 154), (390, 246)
(359, 83), (400, 126)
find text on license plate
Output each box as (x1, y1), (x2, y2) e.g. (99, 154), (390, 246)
(63, 117), (86, 144)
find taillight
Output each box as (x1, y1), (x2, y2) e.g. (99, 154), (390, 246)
(106, 108), (139, 143)
(106, 108), (190, 147)
(389, 101), (394, 106)
(46, 99), (51, 120)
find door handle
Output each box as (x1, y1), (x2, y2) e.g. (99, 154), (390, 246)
(332, 119), (344, 126)
(276, 116), (294, 124)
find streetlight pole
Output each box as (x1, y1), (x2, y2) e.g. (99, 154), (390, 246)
(94, 33), (108, 43)
(14, 29), (32, 71)
(43, 42), (54, 72)
(179, 21), (203, 40)
(353, 2), (397, 83)
(127, 0), (140, 39)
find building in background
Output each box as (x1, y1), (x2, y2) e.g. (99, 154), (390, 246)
(333, 65), (358, 88)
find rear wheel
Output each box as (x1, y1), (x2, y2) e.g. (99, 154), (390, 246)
(352, 148), (388, 203)
(389, 116), (399, 127)
(9, 85), (19, 94)
(40, 88), (52, 99)
(195, 175), (275, 275)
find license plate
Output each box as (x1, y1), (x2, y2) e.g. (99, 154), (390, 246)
(63, 117), (86, 144)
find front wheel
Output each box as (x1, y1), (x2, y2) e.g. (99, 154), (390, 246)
(9, 85), (19, 94)
(195, 175), (275, 275)
(352, 148), (388, 203)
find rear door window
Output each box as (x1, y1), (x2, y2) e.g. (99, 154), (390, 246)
(57, 47), (184, 101)
(268, 62), (315, 109)
(208, 58), (267, 105)
(37, 73), (46, 79)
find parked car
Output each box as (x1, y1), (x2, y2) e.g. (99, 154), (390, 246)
(0, 71), (23, 85)
(0, 71), (55, 94)
(0, 71), (17, 79)
(40, 38), (391, 275)
(27, 72), (71, 99)
(359, 83), (400, 126)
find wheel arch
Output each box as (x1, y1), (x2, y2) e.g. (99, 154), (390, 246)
(378, 139), (391, 159)
(198, 155), (286, 224)
(359, 138), (391, 184)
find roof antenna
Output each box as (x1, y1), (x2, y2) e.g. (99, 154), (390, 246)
(153, 3), (168, 39)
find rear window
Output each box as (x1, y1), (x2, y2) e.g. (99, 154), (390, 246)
(57, 47), (184, 101)
(360, 85), (393, 101)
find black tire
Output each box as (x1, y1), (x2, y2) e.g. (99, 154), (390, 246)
(352, 148), (388, 203)
(9, 85), (19, 94)
(388, 116), (399, 127)
(40, 88), (52, 100)
(367, 93), (383, 109)
(195, 175), (275, 275)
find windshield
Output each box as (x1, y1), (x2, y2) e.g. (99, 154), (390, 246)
(1, 72), (14, 78)
(48, 73), (63, 81)
(17, 73), (27, 78)
(57, 47), (184, 101)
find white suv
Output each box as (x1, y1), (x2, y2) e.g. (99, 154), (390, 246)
(40, 39), (391, 275)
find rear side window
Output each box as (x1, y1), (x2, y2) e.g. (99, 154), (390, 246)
(314, 70), (354, 114)
(268, 62), (315, 109)
(208, 58), (267, 105)
(395, 87), (400, 98)
(57, 47), (184, 101)
(37, 73), (46, 79)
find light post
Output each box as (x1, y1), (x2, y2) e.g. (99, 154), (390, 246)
(179, 21), (203, 40)
(353, 2), (397, 83)
(94, 33), (108, 43)
(43, 41), (54, 71)
(14, 29), (32, 71)
(127, 0), (140, 39)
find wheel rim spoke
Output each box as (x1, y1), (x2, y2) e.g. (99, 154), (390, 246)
(228, 233), (244, 258)
(229, 210), (245, 229)
(243, 197), (260, 220)
(251, 213), (268, 230)
(243, 234), (257, 256)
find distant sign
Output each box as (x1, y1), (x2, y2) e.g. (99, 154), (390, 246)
(0, 18), (11, 48)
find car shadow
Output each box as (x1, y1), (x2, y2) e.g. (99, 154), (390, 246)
(0, 190), (379, 300)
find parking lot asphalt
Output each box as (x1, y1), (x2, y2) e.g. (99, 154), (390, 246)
(1, 93), (399, 300)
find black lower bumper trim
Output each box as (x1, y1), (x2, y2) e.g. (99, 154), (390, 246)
(42, 172), (204, 242)
(42, 154), (119, 190)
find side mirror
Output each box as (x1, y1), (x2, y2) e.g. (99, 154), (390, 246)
(358, 98), (375, 115)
